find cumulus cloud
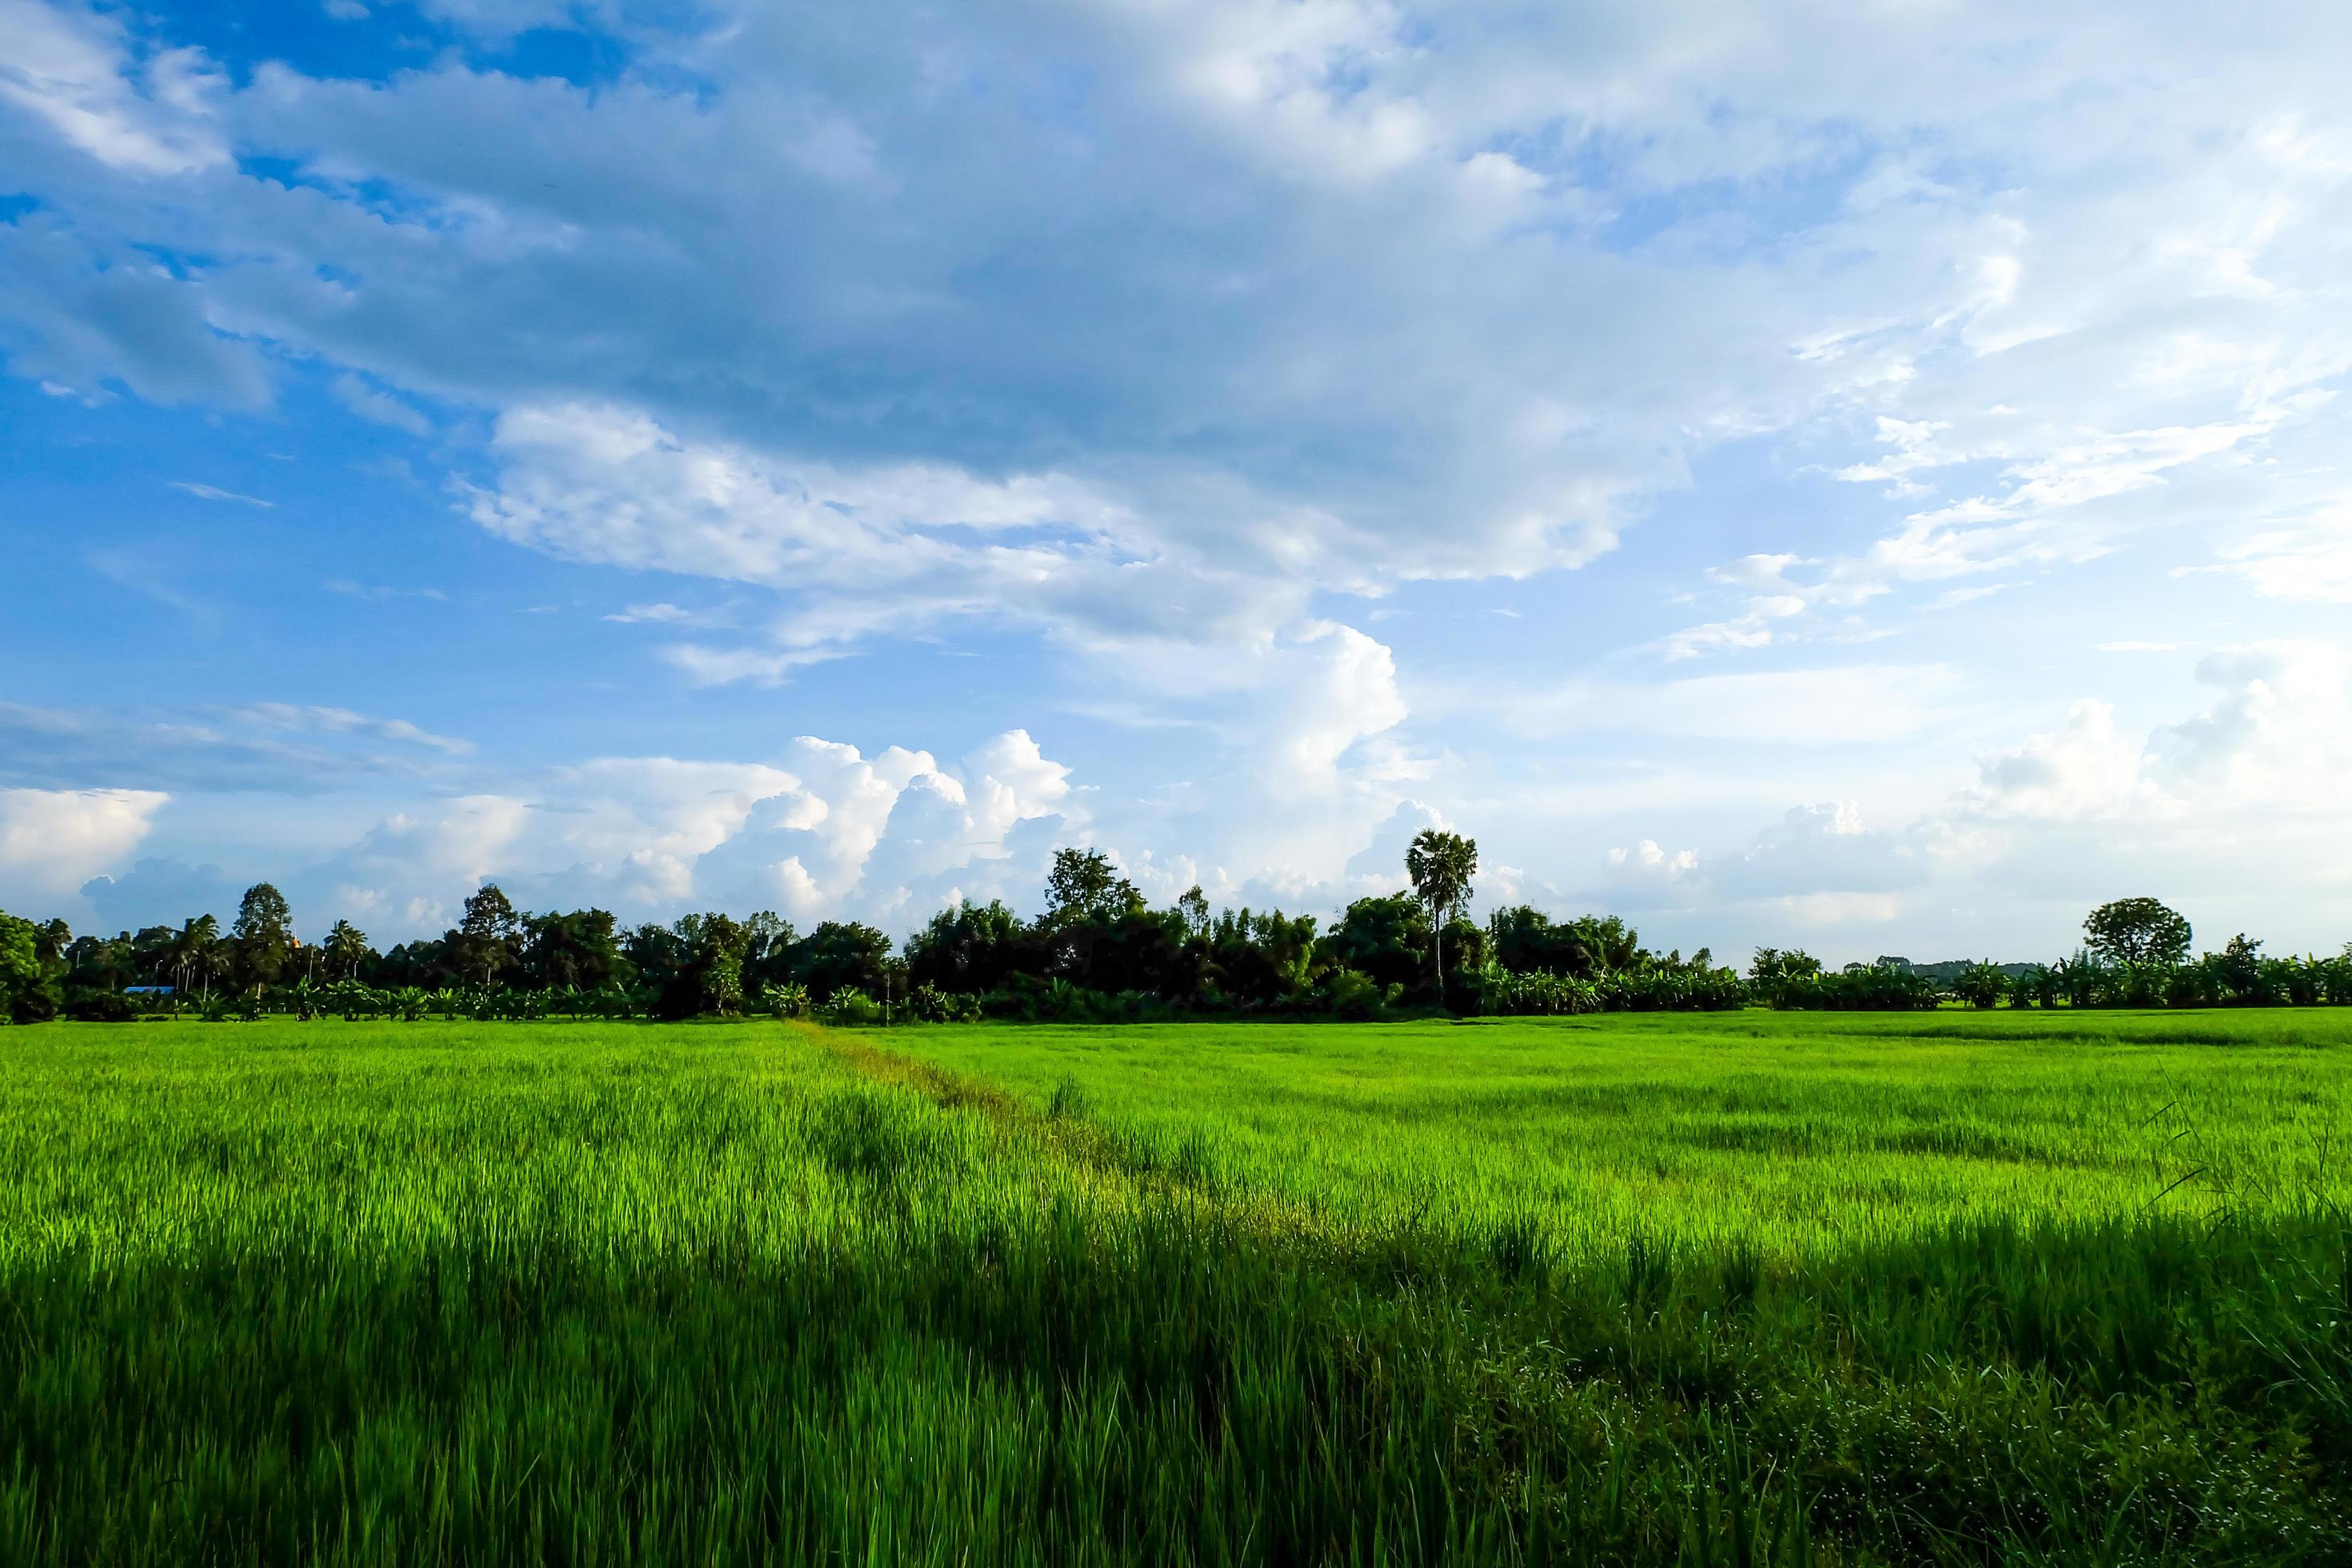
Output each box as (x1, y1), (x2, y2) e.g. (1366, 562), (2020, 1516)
(1591, 639), (2352, 954)
(0, 786), (169, 902)
(276, 730), (1082, 938)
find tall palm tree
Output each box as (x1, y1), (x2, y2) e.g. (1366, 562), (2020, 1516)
(323, 919), (370, 982)
(170, 914), (220, 1001)
(1405, 829), (1478, 1006)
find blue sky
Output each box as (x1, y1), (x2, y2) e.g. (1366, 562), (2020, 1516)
(5, 0), (2350, 962)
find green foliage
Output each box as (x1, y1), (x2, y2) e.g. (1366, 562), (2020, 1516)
(1485, 906), (1642, 978)
(905, 898), (1028, 992)
(1324, 893), (1431, 994)
(1950, 960), (2012, 1010)
(0, 910), (53, 1024)
(1042, 847), (1143, 926)
(2083, 896), (2194, 966)
(454, 883), (522, 988)
(822, 985), (882, 1026)
(13, 870), (2352, 1026)
(905, 982), (981, 1023)
(761, 981), (813, 1019)
(230, 882), (294, 991)
(1405, 827), (1478, 1000)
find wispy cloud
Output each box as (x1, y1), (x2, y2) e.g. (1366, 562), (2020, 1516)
(326, 579), (448, 602)
(169, 482), (271, 508)
(604, 602), (734, 629)
(232, 703), (473, 756)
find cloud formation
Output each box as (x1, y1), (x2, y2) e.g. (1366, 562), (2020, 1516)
(6, 2), (2352, 958)
(0, 786), (169, 898)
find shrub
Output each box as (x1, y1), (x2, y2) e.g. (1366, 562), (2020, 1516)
(822, 986), (881, 1027)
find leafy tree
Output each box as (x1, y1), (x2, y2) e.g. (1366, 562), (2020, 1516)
(623, 922), (690, 1002)
(2215, 933), (2264, 1002)
(457, 883), (522, 987)
(1177, 885), (1211, 938)
(1405, 829), (1478, 1003)
(1324, 894), (1432, 995)
(520, 908), (626, 990)
(2, 910), (54, 1023)
(231, 883), (294, 992)
(2082, 898), (2191, 967)
(1486, 906), (1648, 978)
(1043, 848), (1143, 926)
(1568, 915), (1645, 973)
(64, 931), (136, 995)
(1038, 849), (1147, 983)
(905, 899), (1030, 993)
(790, 921), (893, 1002)
(738, 911), (796, 993)
(690, 913), (750, 1016)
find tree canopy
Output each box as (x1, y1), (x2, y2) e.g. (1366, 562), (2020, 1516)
(5, 857), (2349, 1025)
(2082, 898), (2193, 966)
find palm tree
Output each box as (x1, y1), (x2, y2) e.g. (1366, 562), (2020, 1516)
(322, 919), (370, 981)
(1405, 829), (1478, 1006)
(170, 914), (221, 1002)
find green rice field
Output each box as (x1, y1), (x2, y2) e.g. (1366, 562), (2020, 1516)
(4, 1011), (2349, 1564)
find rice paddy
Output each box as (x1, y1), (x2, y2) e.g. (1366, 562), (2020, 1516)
(3, 1010), (2348, 1564)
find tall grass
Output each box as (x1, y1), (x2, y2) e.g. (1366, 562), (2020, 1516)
(892, 1010), (2352, 1257)
(2, 1015), (2346, 1563)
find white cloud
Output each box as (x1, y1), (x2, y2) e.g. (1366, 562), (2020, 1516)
(290, 730), (1085, 937)
(461, 401), (1319, 666)
(232, 703), (471, 756)
(603, 602), (731, 628)
(1484, 663), (1968, 746)
(1591, 639), (2352, 956)
(331, 373), (430, 436)
(0, 786), (169, 899)
(2206, 506), (2352, 603)
(168, 481), (270, 507)
(0, 0), (226, 175)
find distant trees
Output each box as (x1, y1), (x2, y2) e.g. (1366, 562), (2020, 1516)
(790, 922), (894, 1004)
(2083, 898), (2193, 967)
(10, 851), (2352, 1026)
(1486, 907), (1641, 979)
(906, 899), (1030, 994)
(520, 908), (624, 990)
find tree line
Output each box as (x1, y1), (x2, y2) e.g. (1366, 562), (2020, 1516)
(5, 832), (2349, 1024)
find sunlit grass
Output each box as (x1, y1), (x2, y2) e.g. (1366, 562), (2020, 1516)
(2, 1014), (2346, 1564)
(889, 1010), (2352, 1258)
